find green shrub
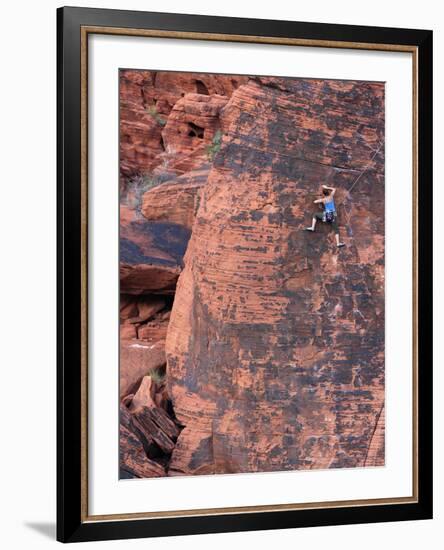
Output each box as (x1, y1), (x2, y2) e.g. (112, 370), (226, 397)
(148, 366), (166, 384)
(206, 130), (223, 161)
(145, 105), (167, 126)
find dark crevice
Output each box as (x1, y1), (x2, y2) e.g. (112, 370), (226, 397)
(187, 122), (205, 139)
(196, 79), (210, 95)
(140, 86), (147, 109)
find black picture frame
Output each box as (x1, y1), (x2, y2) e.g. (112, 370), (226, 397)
(57, 6), (433, 543)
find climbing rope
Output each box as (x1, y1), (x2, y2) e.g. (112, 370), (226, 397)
(347, 141), (383, 194)
(339, 141), (382, 238)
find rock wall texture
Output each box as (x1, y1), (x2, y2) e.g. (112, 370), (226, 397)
(119, 70), (385, 478)
(165, 76), (385, 475)
(120, 70), (248, 182)
(119, 71), (247, 477)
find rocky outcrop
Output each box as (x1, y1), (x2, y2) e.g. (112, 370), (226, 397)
(119, 71), (385, 479)
(120, 70), (247, 180)
(119, 424), (166, 478)
(141, 169), (208, 229)
(120, 338), (166, 397)
(120, 369), (183, 477)
(159, 94), (228, 173)
(120, 396), (182, 478)
(119, 72), (249, 478)
(119, 74), (243, 397)
(165, 77), (385, 475)
(120, 264), (181, 296)
(120, 219), (188, 295)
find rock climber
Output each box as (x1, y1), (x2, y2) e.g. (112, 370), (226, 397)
(304, 185), (345, 248)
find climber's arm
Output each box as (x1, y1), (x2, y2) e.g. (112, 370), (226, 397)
(313, 198), (324, 204)
(322, 184), (336, 196)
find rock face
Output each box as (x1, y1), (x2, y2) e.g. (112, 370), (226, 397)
(120, 263), (181, 296)
(160, 93), (228, 173)
(119, 70), (248, 180)
(141, 169), (208, 229)
(120, 219), (188, 295)
(120, 339), (166, 398)
(120, 424), (166, 478)
(165, 77), (385, 475)
(120, 70), (385, 479)
(119, 72), (246, 477)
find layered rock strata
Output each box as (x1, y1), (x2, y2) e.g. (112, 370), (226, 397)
(120, 70), (247, 180)
(119, 71), (385, 478)
(119, 72), (246, 477)
(166, 76), (385, 475)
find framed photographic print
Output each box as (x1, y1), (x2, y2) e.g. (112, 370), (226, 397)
(57, 6), (433, 543)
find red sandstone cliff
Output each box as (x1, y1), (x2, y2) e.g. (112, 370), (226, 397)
(165, 76), (385, 475)
(119, 71), (385, 478)
(120, 70), (247, 182)
(119, 72), (247, 477)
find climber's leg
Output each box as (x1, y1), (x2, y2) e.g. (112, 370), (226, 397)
(335, 233), (345, 247)
(305, 212), (323, 232)
(332, 218), (345, 248)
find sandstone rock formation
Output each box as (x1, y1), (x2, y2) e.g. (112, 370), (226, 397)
(120, 424), (166, 478)
(120, 217), (189, 295)
(119, 72), (249, 477)
(120, 339), (166, 398)
(165, 76), (385, 475)
(159, 93), (228, 173)
(120, 70), (247, 180)
(119, 70), (385, 478)
(141, 169), (208, 229)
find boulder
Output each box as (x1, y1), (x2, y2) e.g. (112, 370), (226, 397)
(120, 263), (181, 296)
(141, 169), (208, 229)
(132, 406), (178, 454)
(130, 375), (157, 410)
(120, 340), (166, 398)
(120, 219), (190, 295)
(119, 424), (166, 478)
